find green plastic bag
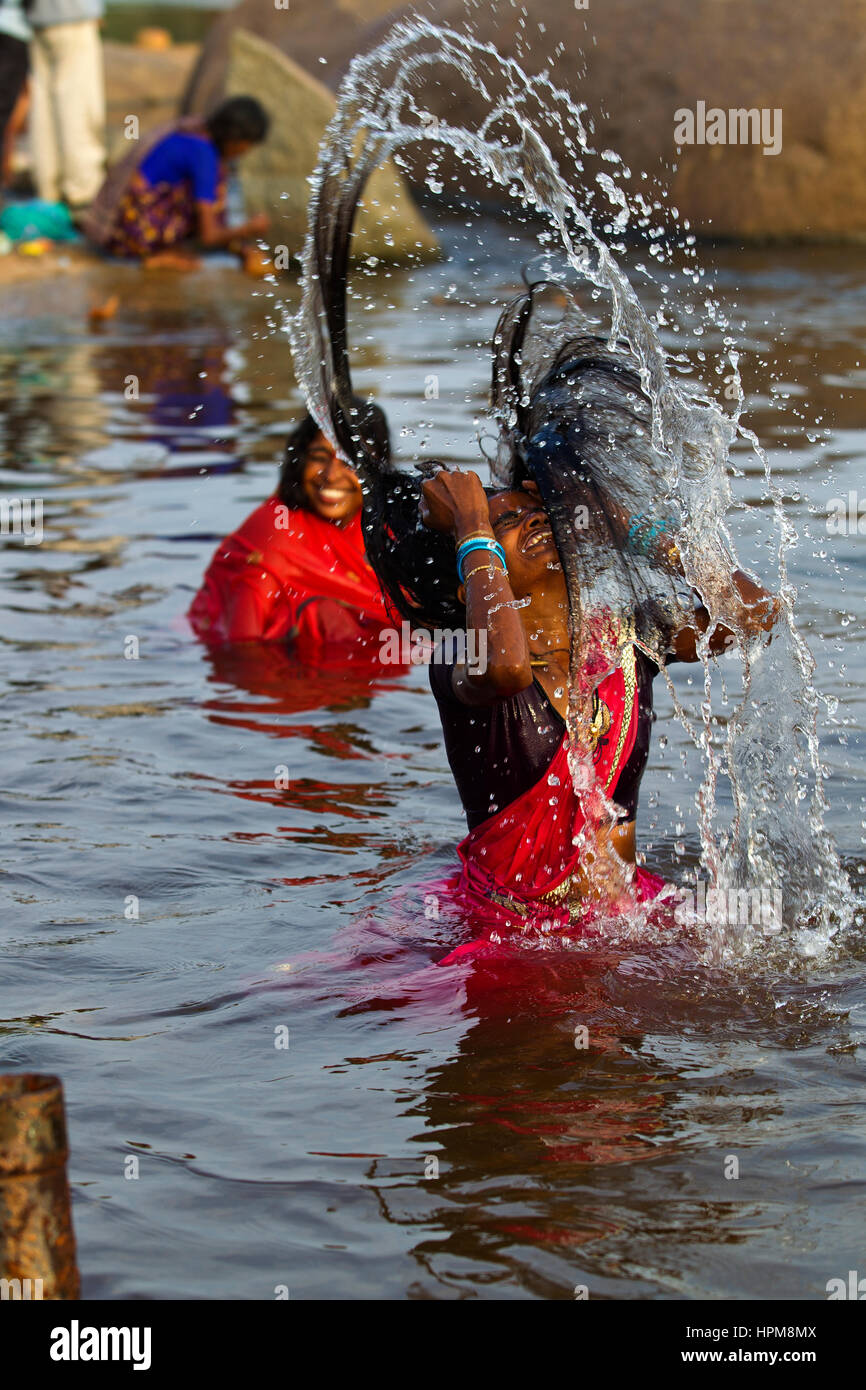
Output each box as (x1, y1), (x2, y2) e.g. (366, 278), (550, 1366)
(0, 200), (80, 243)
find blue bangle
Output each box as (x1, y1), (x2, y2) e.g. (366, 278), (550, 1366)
(456, 536), (507, 584)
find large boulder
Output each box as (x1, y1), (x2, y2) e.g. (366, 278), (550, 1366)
(224, 29), (438, 262)
(104, 41), (201, 163)
(416, 0), (866, 244)
(182, 0), (400, 120)
(185, 0), (866, 243)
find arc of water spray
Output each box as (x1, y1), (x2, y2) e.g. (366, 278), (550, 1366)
(287, 19), (852, 953)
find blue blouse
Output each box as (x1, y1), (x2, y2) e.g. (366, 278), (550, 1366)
(139, 133), (220, 204)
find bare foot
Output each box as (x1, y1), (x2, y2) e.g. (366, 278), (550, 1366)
(143, 251), (201, 271)
(242, 246), (271, 279)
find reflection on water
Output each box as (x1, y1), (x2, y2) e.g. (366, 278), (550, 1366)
(0, 224), (864, 1298)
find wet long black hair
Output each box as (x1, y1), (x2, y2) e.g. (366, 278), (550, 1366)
(489, 285), (686, 672)
(297, 151), (684, 653)
(290, 136), (467, 629)
(206, 96), (270, 154)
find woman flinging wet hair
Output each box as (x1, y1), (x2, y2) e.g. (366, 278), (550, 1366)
(301, 306), (777, 949)
(292, 151), (778, 950)
(381, 320), (778, 952)
(188, 401), (393, 652)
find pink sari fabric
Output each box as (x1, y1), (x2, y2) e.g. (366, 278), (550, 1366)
(436, 647), (669, 964)
(437, 865), (668, 965)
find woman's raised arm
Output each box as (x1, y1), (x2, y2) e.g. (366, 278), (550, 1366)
(670, 568), (780, 663)
(420, 469), (533, 704)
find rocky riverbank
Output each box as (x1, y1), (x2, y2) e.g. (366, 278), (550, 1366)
(185, 0), (866, 243)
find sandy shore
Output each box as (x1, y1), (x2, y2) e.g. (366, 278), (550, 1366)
(0, 243), (97, 287)
(0, 241), (296, 330)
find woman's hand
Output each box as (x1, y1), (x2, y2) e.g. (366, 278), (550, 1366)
(241, 245), (271, 278)
(198, 204), (270, 250)
(420, 468), (490, 537)
(672, 570), (780, 662)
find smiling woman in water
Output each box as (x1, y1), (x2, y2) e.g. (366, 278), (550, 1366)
(188, 402), (393, 652)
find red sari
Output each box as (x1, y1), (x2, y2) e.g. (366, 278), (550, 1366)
(439, 644), (669, 963)
(188, 499), (390, 653)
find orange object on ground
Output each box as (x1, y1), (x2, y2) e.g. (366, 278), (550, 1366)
(87, 294), (119, 324)
(17, 237), (51, 256)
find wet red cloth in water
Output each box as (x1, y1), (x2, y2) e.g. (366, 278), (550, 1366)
(188, 499), (389, 649)
(437, 649), (668, 962)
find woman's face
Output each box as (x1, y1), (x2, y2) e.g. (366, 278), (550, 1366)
(487, 483), (562, 599)
(301, 432), (364, 525)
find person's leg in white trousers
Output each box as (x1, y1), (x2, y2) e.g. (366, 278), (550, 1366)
(30, 19), (105, 208)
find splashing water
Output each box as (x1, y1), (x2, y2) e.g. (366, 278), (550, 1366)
(288, 19), (853, 957)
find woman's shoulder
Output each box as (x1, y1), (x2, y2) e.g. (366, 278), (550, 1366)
(143, 128), (216, 170)
(158, 129), (212, 151)
(229, 496), (307, 545)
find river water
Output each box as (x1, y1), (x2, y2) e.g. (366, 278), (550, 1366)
(1, 219), (864, 1299)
